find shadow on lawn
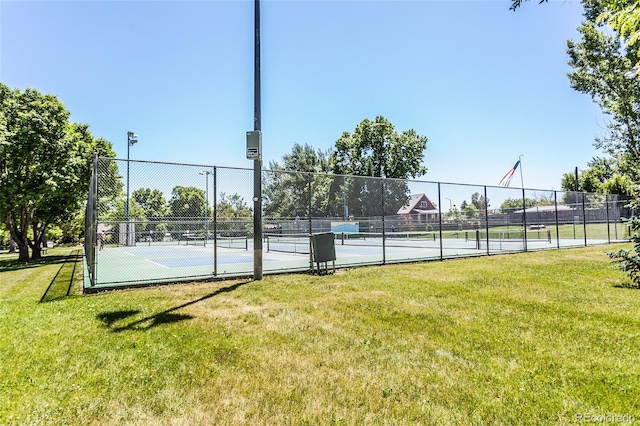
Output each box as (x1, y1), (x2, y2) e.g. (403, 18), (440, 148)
(614, 282), (640, 290)
(0, 255), (70, 272)
(40, 251), (82, 303)
(97, 280), (252, 332)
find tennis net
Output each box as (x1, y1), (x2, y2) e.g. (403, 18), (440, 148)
(264, 233), (311, 255)
(479, 229), (552, 243)
(336, 231), (478, 249)
(216, 235), (249, 250)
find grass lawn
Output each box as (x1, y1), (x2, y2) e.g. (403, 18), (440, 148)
(1, 245), (639, 425)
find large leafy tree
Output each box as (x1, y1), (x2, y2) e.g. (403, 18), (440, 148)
(567, 23), (640, 180)
(217, 193), (252, 219)
(133, 188), (168, 221)
(333, 116), (427, 179)
(133, 188), (168, 238)
(560, 157), (635, 203)
(168, 186), (206, 219)
(263, 143), (335, 218)
(333, 116), (428, 217)
(0, 84), (113, 261)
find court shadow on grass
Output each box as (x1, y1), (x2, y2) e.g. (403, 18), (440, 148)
(97, 280), (251, 332)
(613, 281), (640, 290)
(40, 251), (82, 303)
(0, 255), (70, 272)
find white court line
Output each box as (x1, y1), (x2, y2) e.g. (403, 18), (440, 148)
(117, 248), (137, 257)
(145, 258), (171, 269)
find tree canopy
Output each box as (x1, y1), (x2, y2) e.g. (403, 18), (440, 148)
(0, 84), (114, 261)
(332, 116), (427, 179)
(263, 119), (429, 220)
(168, 186), (206, 219)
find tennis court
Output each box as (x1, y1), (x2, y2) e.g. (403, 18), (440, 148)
(83, 158), (628, 291)
(85, 230), (612, 290)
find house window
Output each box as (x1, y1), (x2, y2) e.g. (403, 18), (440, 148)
(420, 201), (427, 208)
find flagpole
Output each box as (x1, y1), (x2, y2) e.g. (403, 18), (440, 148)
(519, 154), (524, 189)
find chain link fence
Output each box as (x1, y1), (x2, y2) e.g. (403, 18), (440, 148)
(83, 157), (630, 291)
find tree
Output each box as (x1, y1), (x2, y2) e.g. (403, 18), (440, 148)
(333, 116), (428, 217)
(133, 188), (168, 220)
(333, 116), (427, 179)
(470, 192), (490, 216)
(0, 84), (114, 261)
(168, 186), (206, 219)
(463, 203), (479, 220)
(133, 188), (168, 238)
(608, 185), (640, 287)
(560, 158), (635, 202)
(217, 193), (252, 219)
(263, 143), (333, 218)
(567, 23), (640, 181)
(499, 198), (538, 213)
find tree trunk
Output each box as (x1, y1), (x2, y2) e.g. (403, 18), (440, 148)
(17, 241), (29, 262)
(31, 245), (42, 260)
(30, 223), (45, 260)
(7, 218), (31, 262)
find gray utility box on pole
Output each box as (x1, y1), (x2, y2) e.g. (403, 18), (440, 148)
(246, 130), (262, 160)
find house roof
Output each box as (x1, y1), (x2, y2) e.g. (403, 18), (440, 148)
(397, 194), (437, 215)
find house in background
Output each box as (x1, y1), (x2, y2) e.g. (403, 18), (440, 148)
(397, 194), (439, 223)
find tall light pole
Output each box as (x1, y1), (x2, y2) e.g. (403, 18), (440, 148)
(253, 0), (263, 280)
(445, 197), (452, 211)
(126, 131), (138, 246)
(200, 171), (211, 245)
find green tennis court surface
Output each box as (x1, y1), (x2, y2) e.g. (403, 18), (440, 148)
(84, 232), (613, 291)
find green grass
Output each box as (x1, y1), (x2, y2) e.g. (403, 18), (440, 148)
(484, 223), (629, 241)
(1, 245), (639, 425)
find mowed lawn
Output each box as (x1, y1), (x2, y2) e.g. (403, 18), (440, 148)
(0, 245), (638, 425)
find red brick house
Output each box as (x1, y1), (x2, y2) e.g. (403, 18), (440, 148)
(396, 194), (439, 223)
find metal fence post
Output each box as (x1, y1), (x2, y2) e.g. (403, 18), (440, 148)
(606, 194), (611, 244)
(308, 173), (313, 271)
(213, 166), (217, 276)
(484, 185), (490, 255)
(382, 178), (386, 265)
(582, 192), (587, 246)
(554, 191), (560, 249)
(437, 182), (443, 260)
(522, 187), (528, 252)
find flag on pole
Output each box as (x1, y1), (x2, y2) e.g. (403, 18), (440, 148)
(499, 160), (520, 187)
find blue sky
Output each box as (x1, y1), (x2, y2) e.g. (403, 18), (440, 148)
(2, 0), (604, 195)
